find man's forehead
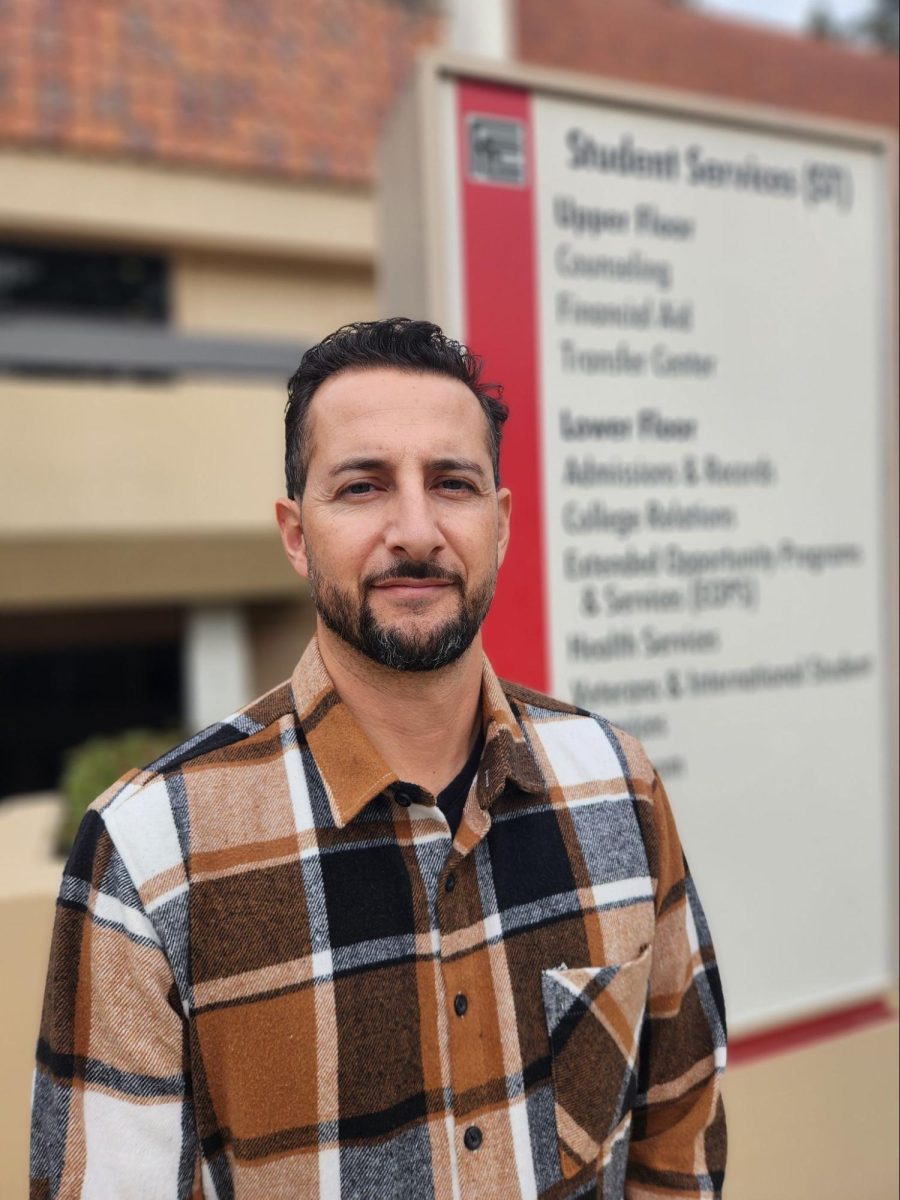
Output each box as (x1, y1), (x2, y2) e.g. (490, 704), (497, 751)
(306, 367), (492, 459)
(313, 365), (476, 408)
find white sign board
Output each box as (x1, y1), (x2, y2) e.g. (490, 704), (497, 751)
(379, 56), (896, 1032)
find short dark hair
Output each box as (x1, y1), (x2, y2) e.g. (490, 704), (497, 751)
(284, 318), (508, 498)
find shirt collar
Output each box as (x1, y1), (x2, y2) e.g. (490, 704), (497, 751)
(290, 637), (545, 829)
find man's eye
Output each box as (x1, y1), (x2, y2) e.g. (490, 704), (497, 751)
(343, 482), (375, 496)
(438, 478), (475, 492)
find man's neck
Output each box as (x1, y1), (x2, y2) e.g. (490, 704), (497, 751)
(316, 624), (484, 797)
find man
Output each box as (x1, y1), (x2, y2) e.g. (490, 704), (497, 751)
(32, 319), (726, 1199)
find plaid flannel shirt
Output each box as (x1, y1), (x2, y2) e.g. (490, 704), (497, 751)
(32, 638), (726, 1199)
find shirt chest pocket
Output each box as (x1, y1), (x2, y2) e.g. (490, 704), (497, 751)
(540, 945), (652, 1180)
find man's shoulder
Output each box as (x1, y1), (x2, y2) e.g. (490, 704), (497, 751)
(498, 677), (657, 792)
(89, 677), (297, 833)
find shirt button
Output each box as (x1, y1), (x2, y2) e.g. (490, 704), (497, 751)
(444, 872), (456, 893)
(454, 993), (468, 1017)
(395, 791), (413, 808)
(463, 1125), (483, 1151)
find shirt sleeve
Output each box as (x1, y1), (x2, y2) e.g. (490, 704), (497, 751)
(30, 806), (200, 1199)
(626, 770), (728, 1199)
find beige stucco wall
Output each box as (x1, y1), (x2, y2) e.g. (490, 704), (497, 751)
(173, 251), (375, 340)
(0, 377), (286, 539)
(0, 374), (302, 607)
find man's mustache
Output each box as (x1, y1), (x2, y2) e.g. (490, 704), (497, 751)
(364, 562), (464, 589)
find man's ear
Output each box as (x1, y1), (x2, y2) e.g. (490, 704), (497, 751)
(496, 487), (512, 569)
(275, 497), (310, 580)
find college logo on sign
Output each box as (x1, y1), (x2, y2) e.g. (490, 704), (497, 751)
(467, 115), (527, 186)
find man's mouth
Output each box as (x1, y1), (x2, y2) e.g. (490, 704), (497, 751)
(366, 562), (463, 595)
(367, 564), (463, 604)
(371, 578), (454, 596)
(373, 577), (451, 587)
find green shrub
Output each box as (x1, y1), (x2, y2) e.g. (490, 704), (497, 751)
(57, 729), (181, 856)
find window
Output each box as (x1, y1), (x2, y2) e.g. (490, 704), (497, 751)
(0, 241), (168, 323)
(0, 609), (183, 800)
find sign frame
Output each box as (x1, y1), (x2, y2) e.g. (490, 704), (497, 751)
(378, 49), (898, 1035)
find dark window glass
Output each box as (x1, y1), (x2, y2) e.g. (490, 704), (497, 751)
(0, 633), (182, 798)
(0, 242), (168, 323)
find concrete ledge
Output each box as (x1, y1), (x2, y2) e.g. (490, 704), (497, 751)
(0, 532), (299, 609)
(0, 148), (374, 264)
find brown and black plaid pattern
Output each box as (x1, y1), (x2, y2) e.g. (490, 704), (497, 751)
(32, 639), (726, 1199)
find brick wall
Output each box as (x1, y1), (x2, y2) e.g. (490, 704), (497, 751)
(1, 0), (895, 188)
(517, 0), (899, 131)
(0, 0), (440, 185)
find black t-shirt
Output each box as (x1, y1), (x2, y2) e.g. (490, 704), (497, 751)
(435, 729), (485, 839)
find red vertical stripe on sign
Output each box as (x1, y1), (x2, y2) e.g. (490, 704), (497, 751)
(457, 81), (549, 692)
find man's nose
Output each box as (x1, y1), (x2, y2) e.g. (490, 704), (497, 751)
(384, 488), (446, 561)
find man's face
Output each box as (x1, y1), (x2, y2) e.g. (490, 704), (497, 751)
(277, 367), (511, 671)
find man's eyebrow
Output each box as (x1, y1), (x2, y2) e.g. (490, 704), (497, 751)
(328, 456), (389, 477)
(328, 456), (487, 478)
(430, 457), (486, 477)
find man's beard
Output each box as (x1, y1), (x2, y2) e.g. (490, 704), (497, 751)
(306, 556), (495, 672)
